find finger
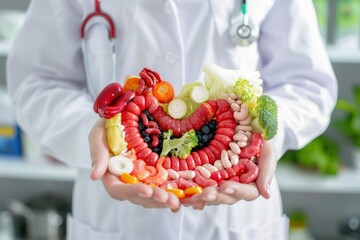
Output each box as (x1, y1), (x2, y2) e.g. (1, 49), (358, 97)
(166, 192), (181, 210)
(193, 201), (206, 210)
(89, 119), (109, 180)
(256, 141), (277, 199)
(151, 187), (170, 204)
(219, 181), (260, 201)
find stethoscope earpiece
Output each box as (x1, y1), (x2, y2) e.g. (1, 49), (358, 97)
(229, 0), (258, 46)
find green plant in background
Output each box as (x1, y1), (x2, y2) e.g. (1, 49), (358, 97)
(337, 0), (360, 27)
(313, 0), (328, 38)
(281, 135), (340, 175)
(334, 86), (360, 148)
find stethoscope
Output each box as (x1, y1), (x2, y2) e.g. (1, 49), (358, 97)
(229, 0), (258, 46)
(80, 0), (257, 84)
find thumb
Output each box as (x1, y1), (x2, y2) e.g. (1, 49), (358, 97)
(89, 119), (109, 180)
(256, 140), (277, 199)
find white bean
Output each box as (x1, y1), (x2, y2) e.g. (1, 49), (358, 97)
(229, 142), (241, 155)
(229, 93), (238, 100)
(230, 154), (239, 165)
(221, 150), (232, 169)
(245, 131), (252, 139)
(239, 115), (252, 125)
(167, 169), (179, 179)
(202, 163), (219, 173)
(227, 150), (235, 157)
(235, 125), (252, 132)
(231, 103), (241, 112)
(237, 141), (248, 148)
(214, 160), (224, 170)
(233, 132), (248, 142)
(224, 96), (235, 104)
(236, 99), (243, 105)
(195, 166), (211, 179)
(178, 170), (196, 179)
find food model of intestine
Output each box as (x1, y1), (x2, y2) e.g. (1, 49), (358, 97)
(93, 62), (278, 198)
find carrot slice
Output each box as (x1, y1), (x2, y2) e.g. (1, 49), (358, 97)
(123, 76), (141, 92)
(153, 81), (174, 103)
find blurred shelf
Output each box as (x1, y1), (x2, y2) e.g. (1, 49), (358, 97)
(0, 157), (77, 182)
(277, 163), (360, 194)
(0, 41), (11, 57)
(327, 46), (360, 63)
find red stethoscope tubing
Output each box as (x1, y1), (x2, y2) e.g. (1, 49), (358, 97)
(80, 0), (116, 39)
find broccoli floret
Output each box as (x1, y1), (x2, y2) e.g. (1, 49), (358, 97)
(160, 129), (198, 159)
(250, 95), (278, 140)
(234, 78), (262, 103)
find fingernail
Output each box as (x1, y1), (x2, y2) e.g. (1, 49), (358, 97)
(223, 188), (235, 194)
(138, 192), (151, 198)
(202, 194), (217, 202)
(266, 183), (271, 196)
(91, 164), (96, 174)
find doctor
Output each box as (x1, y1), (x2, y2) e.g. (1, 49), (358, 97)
(7, 0), (337, 239)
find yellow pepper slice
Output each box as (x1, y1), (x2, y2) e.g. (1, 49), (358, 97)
(166, 188), (185, 199)
(184, 186), (203, 197)
(120, 173), (139, 184)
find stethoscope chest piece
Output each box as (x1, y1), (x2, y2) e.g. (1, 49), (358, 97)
(229, 20), (258, 46)
(229, 0), (258, 46)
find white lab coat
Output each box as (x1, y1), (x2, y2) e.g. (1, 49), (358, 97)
(6, 0), (337, 239)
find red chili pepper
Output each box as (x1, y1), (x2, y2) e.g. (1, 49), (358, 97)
(239, 160), (259, 184)
(93, 82), (123, 113)
(147, 121), (159, 129)
(151, 135), (159, 147)
(136, 79), (146, 95)
(139, 113), (149, 127)
(146, 128), (161, 135)
(98, 90), (135, 119)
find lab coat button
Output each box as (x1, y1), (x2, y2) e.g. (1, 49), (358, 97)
(165, 51), (177, 63)
(163, 2), (173, 15)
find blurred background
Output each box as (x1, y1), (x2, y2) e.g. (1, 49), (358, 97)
(0, 0), (360, 239)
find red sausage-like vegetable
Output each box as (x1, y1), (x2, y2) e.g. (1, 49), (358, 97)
(146, 152), (160, 166)
(173, 120), (181, 137)
(190, 152), (202, 167)
(124, 101), (141, 116)
(216, 110), (234, 122)
(202, 147), (217, 164)
(194, 170), (217, 188)
(239, 160), (259, 184)
(197, 150), (209, 165)
(171, 156), (180, 172)
(179, 160), (189, 171)
(163, 157), (171, 169)
(121, 111), (139, 122)
(185, 155), (196, 170)
(216, 128), (236, 138)
(131, 95), (146, 111)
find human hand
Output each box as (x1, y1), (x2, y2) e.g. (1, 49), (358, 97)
(181, 140), (277, 210)
(89, 118), (180, 211)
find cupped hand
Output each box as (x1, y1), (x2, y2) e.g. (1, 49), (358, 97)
(182, 140), (278, 210)
(88, 118), (180, 211)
